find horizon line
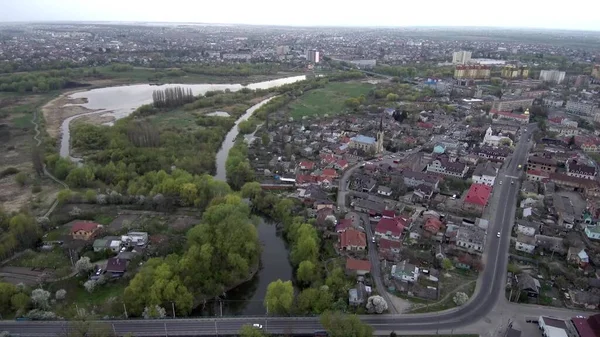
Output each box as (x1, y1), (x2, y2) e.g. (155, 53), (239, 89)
(1, 20), (599, 33)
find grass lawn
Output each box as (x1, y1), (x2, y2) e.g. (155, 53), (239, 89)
(94, 214), (116, 226)
(149, 109), (202, 130)
(410, 282), (476, 314)
(11, 114), (32, 128)
(287, 81), (374, 119)
(10, 249), (70, 269)
(50, 277), (128, 318)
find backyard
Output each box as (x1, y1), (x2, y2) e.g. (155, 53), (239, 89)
(287, 81), (374, 119)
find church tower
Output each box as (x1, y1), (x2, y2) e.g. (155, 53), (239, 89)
(376, 116), (385, 154)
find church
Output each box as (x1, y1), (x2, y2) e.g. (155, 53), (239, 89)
(482, 126), (512, 147)
(348, 118), (385, 154)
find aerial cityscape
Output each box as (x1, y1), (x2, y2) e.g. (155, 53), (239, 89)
(1, 4), (600, 337)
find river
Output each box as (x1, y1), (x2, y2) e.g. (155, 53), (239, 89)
(58, 75), (306, 160)
(58, 76), (301, 316)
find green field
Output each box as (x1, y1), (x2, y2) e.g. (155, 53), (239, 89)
(288, 82), (374, 119)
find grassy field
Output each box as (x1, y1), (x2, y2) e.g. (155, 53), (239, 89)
(50, 277), (128, 318)
(287, 81), (374, 119)
(10, 249), (71, 269)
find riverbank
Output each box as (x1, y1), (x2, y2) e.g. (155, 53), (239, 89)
(42, 90), (100, 139)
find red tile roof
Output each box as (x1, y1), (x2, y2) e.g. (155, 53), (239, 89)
(375, 218), (405, 237)
(321, 168), (338, 178)
(340, 229), (367, 249)
(346, 258), (372, 272)
(464, 183), (492, 207)
(527, 169), (550, 178)
(336, 218), (353, 232)
(71, 221), (101, 233)
(571, 317), (597, 337)
(336, 159), (349, 168)
(424, 218), (443, 233)
(298, 161), (315, 170)
(382, 210), (396, 218)
(379, 238), (402, 251)
(495, 111), (529, 120)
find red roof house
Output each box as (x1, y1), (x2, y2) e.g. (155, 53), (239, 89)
(382, 210), (396, 219)
(424, 217), (443, 234)
(374, 218), (406, 241)
(335, 159), (349, 170)
(463, 183), (492, 213)
(336, 218), (353, 233)
(379, 238), (402, 256)
(321, 169), (338, 179)
(71, 221), (101, 241)
(340, 229), (367, 251)
(345, 258), (372, 275)
(298, 161), (315, 170)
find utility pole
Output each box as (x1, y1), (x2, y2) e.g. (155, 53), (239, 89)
(164, 322), (168, 337)
(112, 323), (117, 336)
(214, 320), (219, 337)
(171, 302), (176, 318)
(123, 303), (129, 319)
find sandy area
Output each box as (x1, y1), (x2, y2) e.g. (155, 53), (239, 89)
(72, 113), (116, 127)
(41, 90), (100, 139)
(0, 173), (32, 213)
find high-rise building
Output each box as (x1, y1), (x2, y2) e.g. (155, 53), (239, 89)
(539, 70), (566, 84)
(307, 50), (320, 63)
(452, 51), (472, 65)
(454, 65), (490, 80)
(501, 65), (529, 79)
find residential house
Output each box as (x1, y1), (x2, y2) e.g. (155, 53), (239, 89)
(93, 237), (122, 253)
(473, 146), (512, 162)
(340, 229), (367, 251)
(566, 159), (597, 180)
(526, 170), (550, 182)
(515, 220), (539, 236)
(298, 161), (315, 171)
(537, 317), (569, 337)
(121, 232), (148, 246)
(379, 238), (401, 257)
(105, 258), (127, 278)
(516, 273), (540, 298)
(377, 186), (393, 197)
(585, 225), (600, 240)
(567, 247), (589, 267)
(472, 162), (498, 186)
(391, 260), (419, 283)
(321, 168), (338, 180)
(345, 258), (372, 276)
(527, 156), (557, 173)
(71, 221), (102, 241)
(463, 183), (492, 214)
(316, 208), (336, 228)
(382, 210), (396, 219)
(515, 234), (536, 254)
(413, 184), (434, 201)
(352, 198), (386, 215)
(426, 157), (468, 178)
(455, 227), (485, 252)
(374, 217), (406, 241)
(348, 283), (368, 306)
(424, 217), (443, 235)
(336, 219), (353, 233)
(535, 235), (566, 254)
(334, 159), (349, 171)
(402, 170), (440, 189)
(549, 172), (595, 191)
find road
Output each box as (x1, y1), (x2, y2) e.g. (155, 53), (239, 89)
(0, 125), (587, 336)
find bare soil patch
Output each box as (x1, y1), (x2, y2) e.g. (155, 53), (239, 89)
(72, 112), (116, 127)
(42, 90), (100, 139)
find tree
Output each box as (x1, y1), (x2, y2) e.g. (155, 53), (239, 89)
(386, 93), (399, 101)
(84, 189), (97, 203)
(75, 257), (93, 276)
(84, 280), (96, 293)
(261, 133), (270, 146)
(264, 279), (294, 315)
(442, 258), (453, 270)
(366, 295), (388, 314)
(320, 311), (373, 337)
(55, 289), (67, 301)
(11, 292), (30, 313)
(142, 305), (167, 319)
(296, 260), (318, 286)
(30, 289), (50, 309)
(0, 282), (17, 313)
(296, 287), (334, 314)
(390, 176), (407, 196)
(62, 321), (116, 337)
(453, 292), (468, 306)
(290, 233), (318, 266)
(240, 182), (262, 200)
(66, 167), (95, 188)
(390, 332), (397, 337)
(238, 325), (267, 337)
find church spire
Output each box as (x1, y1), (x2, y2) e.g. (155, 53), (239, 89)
(379, 115), (383, 132)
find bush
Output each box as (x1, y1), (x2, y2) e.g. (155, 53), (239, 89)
(453, 292), (468, 306)
(0, 167), (19, 178)
(15, 172), (29, 186)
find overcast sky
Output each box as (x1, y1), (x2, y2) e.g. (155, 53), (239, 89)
(1, 0), (599, 31)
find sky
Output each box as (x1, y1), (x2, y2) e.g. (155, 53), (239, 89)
(1, 0), (599, 31)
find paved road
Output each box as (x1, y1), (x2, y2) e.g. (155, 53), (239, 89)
(2, 125), (586, 336)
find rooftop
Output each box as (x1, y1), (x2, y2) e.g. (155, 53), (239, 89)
(351, 135), (376, 145)
(465, 183), (492, 207)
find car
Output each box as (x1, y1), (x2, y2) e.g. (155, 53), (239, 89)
(497, 232), (501, 238)
(511, 181), (514, 185)
(499, 181), (502, 185)
(252, 324), (263, 329)
(372, 237), (376, 243)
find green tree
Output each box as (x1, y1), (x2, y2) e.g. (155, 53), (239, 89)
(296, 260), (318, 286)
(11, 292), (30, 313)
(57, 189), (73, 205)
(238, 325), (267, 337)
(84, 189), (97, 203)
(0, 282), (17, 314)
(63, 321), (116, 337)
(442, 258), (453, 270)
(261, 133), (270, 146)
(296, 287), (334, 314)
(240, 182), (262, 200)
(66, 167), (95, 188)
(290, 234), (318, 266)
(264, 279), (294, 315)
(8, 213), (41, 248)
(320, 311), (373, 337)
(14, 172), (29, 186)
(386, 93), (399, 101)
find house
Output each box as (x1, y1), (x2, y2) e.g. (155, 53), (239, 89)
(455, 227), (485, 252)
(516, 273), (540, 297)
(379, 238), (401, 256)
(515, 220), (538, 236)
(321, 168), (338, 180)
(426, 157), (469, 178)
(71, 221), (102, 241)
(567, 247), (589, 267)
(121, 232), (148, 246)
(93, 239), (109, 253)
(340, 229), (367, 251)
(377, 186), (393, 197)
(538, 316), (569, 337)
(336, 218), (353, 233)
(382, 210), (396, 219)
(345, 258), (372, 276)
(571, 315), (600, 337)
(472, 162), (498, 186)
(316, 208), (336, 228)
(527, 156), (557, 173)
(566, 159), (597, 180)
(569, 290), (600, 310)
(463, 183), (492, 214)
(535, 235), (566, 254)
(424, 217), (443, 235)
(335, 159), (349, 170)
(348, 283), (368, 306)
(374, 217), (406, 241)
(391, 260), (419, 283)
(515, 234), (536, 254)
(105, 258), (127, 277)
(473, 146), (512, 161)
(402, 170), (440, 189)
(526, 169), (550, 182)
(585, 225), (600, 240)
(298, 161), (315, 171)
(413, 184), (434, 201)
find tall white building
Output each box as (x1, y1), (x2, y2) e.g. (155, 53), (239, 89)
(539, 70), (566, 84)
(307, 50), (320, 63)
(452, 51), (472, 65)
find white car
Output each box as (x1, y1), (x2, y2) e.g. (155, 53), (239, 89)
(497, 232), (501, 238)
(499, 181), (502, 185)
(252, 324), (263, 329)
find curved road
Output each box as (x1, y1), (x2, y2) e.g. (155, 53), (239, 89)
(0, 126), (581, 336)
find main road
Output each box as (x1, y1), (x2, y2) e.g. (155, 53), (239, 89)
(0, 126), (578, 336)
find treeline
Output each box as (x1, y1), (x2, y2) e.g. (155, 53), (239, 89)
(123, 195), (260, 316)
(0, 68), (99, 93)
(0, 211), (42, 262)
(182, 87), (267, 112)
(374, 65), (454, 79)
(182, 63), (280, 77)
(226, 142), (255, 190)
(110, 63), (133, 72)
(152, 86), (195, 109)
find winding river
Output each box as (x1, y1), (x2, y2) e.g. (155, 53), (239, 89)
(58, 76), (302, 316)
